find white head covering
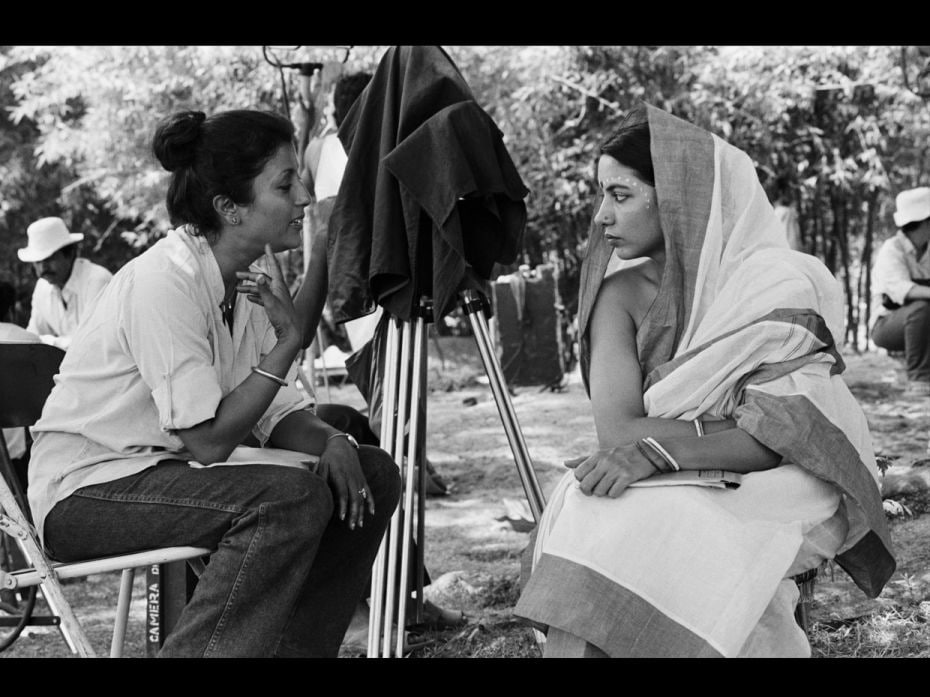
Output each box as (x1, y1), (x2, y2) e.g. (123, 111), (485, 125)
(578, 103), (843, 387)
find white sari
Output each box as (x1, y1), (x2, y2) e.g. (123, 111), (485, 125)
(514, 104), (894, 657)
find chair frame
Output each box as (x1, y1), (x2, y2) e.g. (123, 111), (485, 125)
(0, 342), (210, 657)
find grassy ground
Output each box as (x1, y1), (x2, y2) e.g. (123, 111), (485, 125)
(1, 338), (928, 659)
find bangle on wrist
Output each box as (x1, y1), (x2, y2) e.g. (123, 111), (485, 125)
(640, 437), (681, 472)
(327, 432), (359, 449)
(634, 440), (666, 473)
(252, 366), (289, 387)
(693, 418), (705, 438)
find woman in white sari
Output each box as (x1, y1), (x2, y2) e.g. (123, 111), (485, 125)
(514, 103), (895, 658)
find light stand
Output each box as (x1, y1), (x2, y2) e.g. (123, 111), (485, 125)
(366, 289), (546, 657)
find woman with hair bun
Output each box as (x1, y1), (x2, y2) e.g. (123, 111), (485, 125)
(27, 108), (401, 657)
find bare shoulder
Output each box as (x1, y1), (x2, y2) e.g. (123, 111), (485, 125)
(596, 259), (658, 327)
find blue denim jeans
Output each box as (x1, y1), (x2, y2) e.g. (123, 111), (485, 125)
(43, 445), (400, 657)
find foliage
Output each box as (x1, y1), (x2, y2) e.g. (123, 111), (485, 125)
(688, 46), (930, 347)
(455, 45), (930, 350)
(0, 46), (78, 322)
(5, 46), (291, 246)
(3, 45), (929, 351)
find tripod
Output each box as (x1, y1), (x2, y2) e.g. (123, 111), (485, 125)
(366, 289), (546, 657)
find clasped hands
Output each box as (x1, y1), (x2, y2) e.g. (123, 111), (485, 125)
(564, 442), (657, 498)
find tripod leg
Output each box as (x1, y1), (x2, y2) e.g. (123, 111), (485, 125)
(414, 323), (428, 624)
(369, 316), (400, 658)
(378, 318), (414, 657)
(461, 290), (546, 522)
(395, 313), (426, 655)
(387, 319), (417, 656)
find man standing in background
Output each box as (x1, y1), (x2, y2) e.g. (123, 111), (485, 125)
(17, 217), (112, 350)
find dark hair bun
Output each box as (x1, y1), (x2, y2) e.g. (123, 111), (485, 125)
(152, 110), (207, 172)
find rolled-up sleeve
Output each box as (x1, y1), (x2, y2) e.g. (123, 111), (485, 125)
(121, 269), (223, 432)
(874, 238), (916, 307)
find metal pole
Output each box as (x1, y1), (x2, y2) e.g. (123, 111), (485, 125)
(414, 302), (431, 624)
(382, 319), (413, 657)
(460, 289), (546, 522)
(367, 317), (400, 657)
(110, 568), (135, 657)
(368, 317), (399, 658)
(395, 311), (426, 656)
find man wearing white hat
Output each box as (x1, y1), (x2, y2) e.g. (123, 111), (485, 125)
(871, 186), (930, 397)
(17, 217), (112, 351)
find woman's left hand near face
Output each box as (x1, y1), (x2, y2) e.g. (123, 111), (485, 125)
(315, 439), (375, 530)
(236, 244), (301, 345)
(564, 442), (656, 498)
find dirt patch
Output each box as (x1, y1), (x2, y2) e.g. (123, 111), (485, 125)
(2, 340), (928, 658)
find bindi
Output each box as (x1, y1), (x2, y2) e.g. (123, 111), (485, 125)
(602, 176), (657, 210)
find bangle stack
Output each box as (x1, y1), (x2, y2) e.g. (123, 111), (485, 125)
(634, 440), (667, 473)
(693, 418), (705, 438)
(639, 437), (682, 472)
(252, 366), (289, 387)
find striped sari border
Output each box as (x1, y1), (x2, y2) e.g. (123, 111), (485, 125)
(645, 308), (841, 390)
(514, 553), (723, 658)
(735, 390), (895, 597)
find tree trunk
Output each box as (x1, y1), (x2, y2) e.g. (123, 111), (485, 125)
(861, 191), (877, 347)
(832, 192), (856, 349)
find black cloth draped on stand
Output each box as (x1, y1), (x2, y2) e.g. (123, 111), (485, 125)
(328, 44), (529, 326)
(328, 45), (529, 419)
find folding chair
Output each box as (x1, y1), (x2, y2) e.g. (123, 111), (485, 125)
(0, 342), (211, 657)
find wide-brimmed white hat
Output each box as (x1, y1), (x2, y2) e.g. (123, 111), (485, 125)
(17, 217), (83, 263)
(893, 186), (930, 228)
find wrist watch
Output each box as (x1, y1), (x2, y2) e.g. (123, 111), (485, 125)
(327, 432), (359, 449)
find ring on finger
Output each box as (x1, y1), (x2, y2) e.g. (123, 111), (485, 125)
(358, 488), (368, 499)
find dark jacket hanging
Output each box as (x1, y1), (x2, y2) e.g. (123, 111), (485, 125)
(328, 44), (529, 325)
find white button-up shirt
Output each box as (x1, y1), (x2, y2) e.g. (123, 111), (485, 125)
(28, 227), (314, 542)
(871, 230), (930, 321)
(26, 257), (113, 350)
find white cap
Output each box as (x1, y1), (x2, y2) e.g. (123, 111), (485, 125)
(893, 187), (930, 228)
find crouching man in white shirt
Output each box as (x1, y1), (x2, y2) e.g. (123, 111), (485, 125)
(871, 187), (930, 396)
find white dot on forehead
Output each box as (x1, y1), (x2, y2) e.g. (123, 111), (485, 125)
(602, 175), (642, 189)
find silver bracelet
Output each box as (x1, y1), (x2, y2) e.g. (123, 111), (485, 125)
(634, 439), (667, 473)
(641, 437), (682, 472)
(251, 366), (289, 387)
(327, 432), (359, 449)
(693, 418), (705, 438)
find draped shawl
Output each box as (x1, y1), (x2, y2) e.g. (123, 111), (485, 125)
(514, 103), (894, 657)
